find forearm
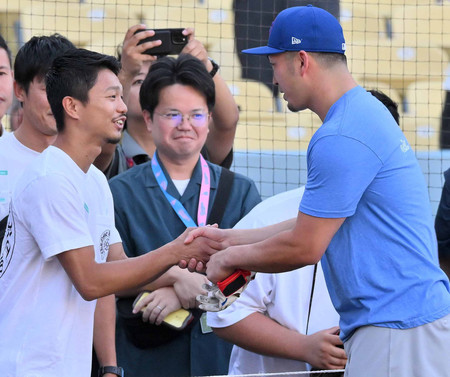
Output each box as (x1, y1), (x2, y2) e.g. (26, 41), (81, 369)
(216, 215), (344, 276)
(118, 69), (134, 105)
(228, 218), (296, 247)
(213, 313), (308, 361)
(210, 73), (239, 132)
(205, 73), (239, 165)
(59, 241), (180, 301)
(115, 265), (186, 298)
(93, 295), (117, 367)
(226, 228), (316, 274)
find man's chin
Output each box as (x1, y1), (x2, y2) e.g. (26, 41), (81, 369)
(105, 136), (121, 145)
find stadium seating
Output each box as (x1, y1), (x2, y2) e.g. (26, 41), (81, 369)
(402, 79), (445, 150)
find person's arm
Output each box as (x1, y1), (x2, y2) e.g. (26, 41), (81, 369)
(201, 213), (345, 283)
(56, 229), (220, 301)
(93, 295), (119, 377)
(213, 313), (346, 370)
(181, 28), (239, 166)
(118, 24), (159, 103)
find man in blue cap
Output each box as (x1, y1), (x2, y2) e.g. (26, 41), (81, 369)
(185, 5), (450, 376)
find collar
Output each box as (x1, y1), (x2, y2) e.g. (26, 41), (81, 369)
(144, 155), (219, 203)
(121, 130), (148, 159)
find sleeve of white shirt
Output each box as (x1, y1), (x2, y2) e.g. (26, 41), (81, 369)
(17, 173), (93, 260)
(208, 187), (305, 328)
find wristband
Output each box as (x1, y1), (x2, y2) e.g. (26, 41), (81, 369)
(217, 269), (252, 296)
(98, 366), (124, 377)
(208, 57), (220, 78)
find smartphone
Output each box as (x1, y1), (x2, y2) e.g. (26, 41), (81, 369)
(135, 28), (188, 56)
(133, 291), (194, 330)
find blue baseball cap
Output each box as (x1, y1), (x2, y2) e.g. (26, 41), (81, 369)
(242, 5), (346, 55)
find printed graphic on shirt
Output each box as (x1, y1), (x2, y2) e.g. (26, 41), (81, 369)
(99, 229), (110, 262)
(0, 209), (15, 278)
(400, 139), (410, 153)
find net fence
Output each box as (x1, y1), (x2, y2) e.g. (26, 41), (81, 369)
(1, 0), (449, 211)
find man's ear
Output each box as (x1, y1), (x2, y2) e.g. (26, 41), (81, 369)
(13, 81), (25, 102)
(62, 96), (80, 120)
(298, 50), (310, 75)
(142, 109), (153, 133)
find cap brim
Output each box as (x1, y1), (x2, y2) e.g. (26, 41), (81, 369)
(241, 46), (284, 55)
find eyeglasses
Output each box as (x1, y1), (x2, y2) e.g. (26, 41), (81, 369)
(154, 111), (210, 128)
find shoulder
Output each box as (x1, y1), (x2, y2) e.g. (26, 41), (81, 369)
(0, 132), (16, 155)
(110, 161), (150, 188)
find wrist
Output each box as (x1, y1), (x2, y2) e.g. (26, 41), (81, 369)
(207, 57), (219, 78)
(168, 265), (186, 285)
(98, 366), (124, 377)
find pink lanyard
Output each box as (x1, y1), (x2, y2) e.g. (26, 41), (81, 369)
(151, 152), (210, 227)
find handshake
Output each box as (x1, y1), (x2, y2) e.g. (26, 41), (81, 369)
(179, 226), (256, 311)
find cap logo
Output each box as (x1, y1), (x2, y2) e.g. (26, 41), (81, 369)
(342, 43), (346, 51)
(291, 37), (302, 45)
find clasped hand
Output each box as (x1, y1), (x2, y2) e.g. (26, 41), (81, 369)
(179, 225), (235, 281)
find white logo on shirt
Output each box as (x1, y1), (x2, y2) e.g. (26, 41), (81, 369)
(291, 37), (302, 45)
(400, 139), (410, 153)
(0, 209), (15, 278)
(99, 229), (110, 261)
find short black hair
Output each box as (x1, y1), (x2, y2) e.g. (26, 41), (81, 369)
(368, 89), (400, 126)
(139, 54), (215, 118)
(0, 34), (12, 67)
(14, 34), (75, 93)
(46, 48), (121, 132)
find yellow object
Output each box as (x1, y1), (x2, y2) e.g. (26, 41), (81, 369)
(133, 291), (193, 330)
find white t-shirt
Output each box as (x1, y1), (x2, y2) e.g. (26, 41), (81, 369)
(207, 187), (340, 376)
(0, 132), (40, 220)
(0, 146), (121, 376)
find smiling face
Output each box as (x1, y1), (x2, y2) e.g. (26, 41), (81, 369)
(143, 83), (209, 162)
(78, 68), (127, 145)
(0, 48), (13, 128)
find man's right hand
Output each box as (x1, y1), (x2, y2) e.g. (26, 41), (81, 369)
(176, 227), (223, 270)
(119, 24), (159, 78)
(179, 226), (232, 272)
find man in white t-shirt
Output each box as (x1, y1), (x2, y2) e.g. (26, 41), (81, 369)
(0, 34), (13, 137)
(0, 48), (218, 377)
(0, 34), (75, 226)
(208, 187), (346, 375)
(0, 35), (130, 377)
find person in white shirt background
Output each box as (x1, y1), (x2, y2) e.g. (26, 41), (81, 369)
(0, 34), (13, 137)
(208, 187), (346, 376)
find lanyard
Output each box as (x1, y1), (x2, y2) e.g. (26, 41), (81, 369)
(151, 152), (210, 227)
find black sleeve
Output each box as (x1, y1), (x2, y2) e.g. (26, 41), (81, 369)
(435, 169), (450, 258)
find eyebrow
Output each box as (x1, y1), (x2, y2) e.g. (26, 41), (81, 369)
(163, 107), (206, 112)
(106, 85), (122, 92)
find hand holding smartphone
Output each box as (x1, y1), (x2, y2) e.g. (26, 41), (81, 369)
(134, 28), (188, 56)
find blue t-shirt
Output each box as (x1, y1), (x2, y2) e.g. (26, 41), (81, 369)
(300, 86), (450, 341)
